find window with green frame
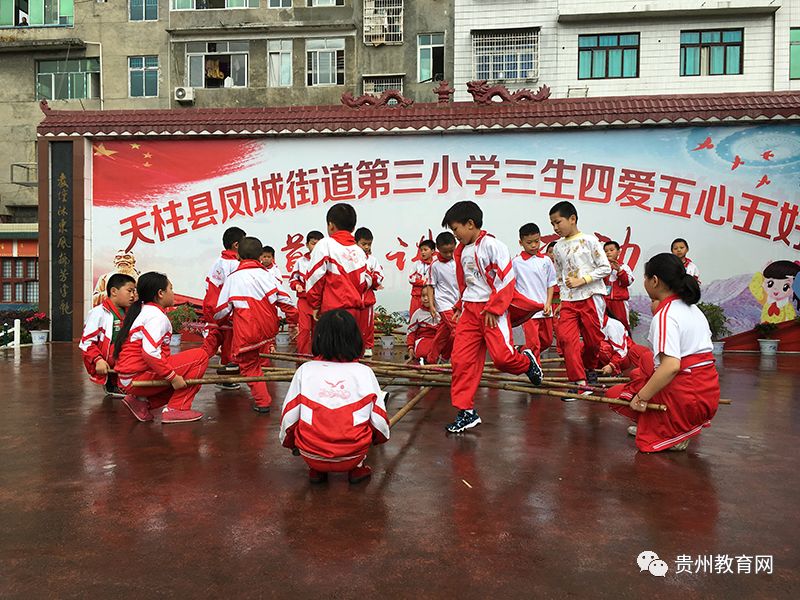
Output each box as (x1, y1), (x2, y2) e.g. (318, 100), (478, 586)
(791, 29), (800, 79)
(130, 0), (158, 21)
(0, 0), (74, 26)
(680, 29), (743, 76)
(578, 33), (639, 79)
(36, 58), (100, 100)
(129, 56), (159, 97)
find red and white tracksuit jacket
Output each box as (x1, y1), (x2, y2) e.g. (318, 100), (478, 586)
(607, 295), (719, 452)
(79, 298), (125, 385)
(450, 231), (534, 410)
(513, 251), (557, 360)
(597, 318), (653, 375)
(359, 254), (385, 349)
(406, 307), (440, 358)
(408, 257), (433, 316)
(306, 231), (367, 315)
(279, 360), (390, 472)
(290, 252), (314, 355)
(214, 259), (297, 356)
(116, 303), (216, 411)
(214, 260), (298, 407)
(682, 257), (701, 283)
(203, 249), (239, 363)
(266, 263), (285, 284)
(604, 263), (633, 329)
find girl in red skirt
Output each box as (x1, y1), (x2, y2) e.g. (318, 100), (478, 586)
(114, 272), (222, 424)
(606, 253), (719, 452)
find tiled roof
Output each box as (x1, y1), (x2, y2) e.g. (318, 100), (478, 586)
(37, 91), (800, 138)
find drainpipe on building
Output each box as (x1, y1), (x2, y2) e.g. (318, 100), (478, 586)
(83, 41), (104, 110)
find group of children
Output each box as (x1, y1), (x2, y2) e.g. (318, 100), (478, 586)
(80, 198), (719, 482)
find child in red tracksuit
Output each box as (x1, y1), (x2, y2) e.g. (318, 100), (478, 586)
(442, 201), (543, 434)
(279, 309), (389, 484)
(409, 239), (435, 317)
(512, 223), (556, 362)
(80, 273), (136, 397)
(407, 294), (440, 362)
(115, 272), (223, 424)
(215, 237), (298, 414)
(549, 201), (612, 394)
(597, 312), (653, 376)
(306, 203), (368, 336)
(355, 227), (385, 358)
(289, 230), (324, 355)
(603, 240), (634, 331)
(203, 226), (246, 385)
(607, 253), (719, 452)
(424, 231), (459, 364)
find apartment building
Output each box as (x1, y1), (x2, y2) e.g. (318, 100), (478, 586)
(453, 0), (800, 100)
(0, 0), (453, 305)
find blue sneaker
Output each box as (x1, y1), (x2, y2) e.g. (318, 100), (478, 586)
(445, 409), (481, 433)
(522, 349), (543, 386)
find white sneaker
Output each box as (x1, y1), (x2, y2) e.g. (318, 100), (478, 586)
(363, 349), (373, 358)
(562, 390), (592, 402)
(627, 425), (637, 437)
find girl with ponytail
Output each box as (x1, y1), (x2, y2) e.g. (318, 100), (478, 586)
(114, 272), (223, 423)
(606, 253), (720, 452)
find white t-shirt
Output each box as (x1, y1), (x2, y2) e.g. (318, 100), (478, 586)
(513, 252), (557, 319)
(648, 297), (713, 367)
(460, 243), (493, 302)
(427, 258), (459, 312)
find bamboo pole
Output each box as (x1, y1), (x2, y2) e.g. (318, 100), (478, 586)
(389, 387), (433, 428)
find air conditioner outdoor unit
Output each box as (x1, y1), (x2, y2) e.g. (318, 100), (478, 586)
(174, 87), (195, 103)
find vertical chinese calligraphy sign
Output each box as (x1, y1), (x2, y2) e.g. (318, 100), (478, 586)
(50, 142), (73, 342)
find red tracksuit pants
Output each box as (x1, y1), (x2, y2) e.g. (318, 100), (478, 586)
(450, 302), (530, 410)
(556, 296), (606, 381)
(521, 316), (554, 362)
(606, 299), (630, 331)
(295, 298), (315, 356)
(409, 290), (423, 320)
(238, 349), (271, 407)
(426, 309), (456, 363)
(125, 348), (212, 411)
(358, 304), (376, 350)
(606, 353), (719, 452)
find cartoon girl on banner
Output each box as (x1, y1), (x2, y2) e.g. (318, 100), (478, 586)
(749, 260), (800, 323)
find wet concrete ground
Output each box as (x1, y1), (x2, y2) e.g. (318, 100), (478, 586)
(1, 344), (798, 599)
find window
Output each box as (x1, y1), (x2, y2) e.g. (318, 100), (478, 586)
(307, 0), (343, 6)
(268, 40), (292, 86)
(418, 33), (444, 82)
(680, 29), (743, 76)
(171, 0), (259, 9)
(36, 58), (100, 100)
(306, 38), (345, 86)
(187, 41), (249, 88)
(472, 29), (538, 81)
(364, 0), (403, 45)
(269, 0), (291, 6)
(129, 56), (159, 97)
(363, 75), (402, 95)
(578, 34), (638, 79)
(0, 258), (38, 303)
(0, 0), (74, 27)
(791, 28), (800, 79)
(130, 0), (157, 21)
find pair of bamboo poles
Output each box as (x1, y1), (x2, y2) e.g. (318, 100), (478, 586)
(129, 350), (732, 426)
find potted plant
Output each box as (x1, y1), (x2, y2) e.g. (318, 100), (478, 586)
(628, 309), (640, 331)
(754, 322), (779, 355)
(25, 312), (51, 345)
(275, 317), (291, 346)
(167, 304), (198, 346)
(374, 306), (404, 349)
(697, 302), (730, 354)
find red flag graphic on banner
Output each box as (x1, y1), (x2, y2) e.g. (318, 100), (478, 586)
(92, 139), (262, 208)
